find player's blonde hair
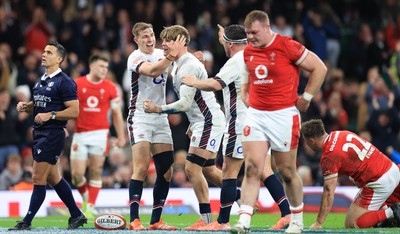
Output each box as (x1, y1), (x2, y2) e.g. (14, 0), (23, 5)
(160, 25), (190, 46)
(244, 10), (270, 28)
(132, 22), (153, 38)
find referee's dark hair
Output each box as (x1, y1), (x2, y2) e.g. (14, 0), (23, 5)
(47, 41), (67, 64)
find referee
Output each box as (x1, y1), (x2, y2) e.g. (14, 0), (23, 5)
(11, 41), (86, 230)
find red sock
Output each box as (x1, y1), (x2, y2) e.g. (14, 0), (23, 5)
(88, 180), (102, 205)
(355, 210), (387, 228)
(76, 181), (88, 196)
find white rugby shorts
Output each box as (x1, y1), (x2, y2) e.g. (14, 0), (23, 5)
(189, 111), (225, 153)
(127, 114), (173, 145)
(70, 129), (108, 159)
(241, 106), (301, 152)
(354, 163), (400, 210)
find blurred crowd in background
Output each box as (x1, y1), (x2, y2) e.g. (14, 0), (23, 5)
(1, 0), (400, 191)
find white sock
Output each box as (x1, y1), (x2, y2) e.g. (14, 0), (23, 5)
(386, 207), (394, 218)
(201, 213), (212, 224)
(290, 203), (304, 223)
(238, 205), (253, 228)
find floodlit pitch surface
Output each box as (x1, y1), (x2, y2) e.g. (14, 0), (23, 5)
(1, 213), (400, 233)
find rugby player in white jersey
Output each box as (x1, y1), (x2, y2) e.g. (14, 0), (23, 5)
(126, 22), (185, 231)
(144, 25), (226, 230)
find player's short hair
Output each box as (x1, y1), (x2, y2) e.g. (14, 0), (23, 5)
(132, 22), (153, 38)
(160, 25), (190, 46)
(47, 41), (67, 63)
(223, 24), (247, 44)
(89, 54), (109, 64)
(301, 119), (326, 139)
(244, 10), (270, 28)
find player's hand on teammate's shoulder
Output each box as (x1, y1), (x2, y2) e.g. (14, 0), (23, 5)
(181, 75), (197, 87)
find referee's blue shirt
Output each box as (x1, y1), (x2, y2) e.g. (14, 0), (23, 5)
(32, 68), (77, 129)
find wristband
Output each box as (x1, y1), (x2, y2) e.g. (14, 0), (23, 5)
(302, 92), (314, 102)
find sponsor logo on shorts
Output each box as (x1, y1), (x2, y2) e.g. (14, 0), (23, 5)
(138, 134), (145, 139)
(243, 126), (250, 136)
(237, 146), (243, 154)
(210, 139), (216, 146)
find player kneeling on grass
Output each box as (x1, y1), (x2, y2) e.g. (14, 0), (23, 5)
(301, 119), (400, 229)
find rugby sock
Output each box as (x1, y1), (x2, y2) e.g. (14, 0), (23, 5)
(75, 178), (88, 201)
(236, 188), (241, 204)
(218, 179), (237, 224)
(23, 185), (46, 225)
(150, 177), (169, 224)
(238, 205), (253, 228)
(199, 203), (212, 224)
(290, 203), (304, 223)
(355, 210), (388, 228)
(129, 179), (143, 222)
(263, 175), (291, 216)
(53, 178), (81, 218)
(88, 180), (102, 206)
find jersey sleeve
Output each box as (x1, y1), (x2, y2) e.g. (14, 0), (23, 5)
(161, 85), (195, 113)
(241, 50), (249, 84)
(108, 81), (121, 109)
(127, 53), (145, 73)
(320, 155), (340, 180)
(61, 77), (78, 102)
(215, 57), (237, 87)
(284, 37), (308, 65)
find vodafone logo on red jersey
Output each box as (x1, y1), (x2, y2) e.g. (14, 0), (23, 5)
(254, 65), (273, 85)
(255, 65), (268, 79)
(84, 96), (101, 112)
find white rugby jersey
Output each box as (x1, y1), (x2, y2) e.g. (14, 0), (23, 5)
(213, 50), (247, 134)
(164, 52), (223, 124)
(126, 48), (168, 116)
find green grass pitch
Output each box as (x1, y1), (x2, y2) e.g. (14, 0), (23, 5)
(1, 213), (400, 233)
